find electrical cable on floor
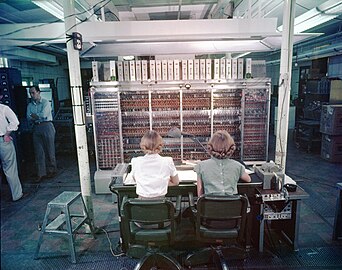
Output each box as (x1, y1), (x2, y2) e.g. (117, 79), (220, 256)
(99, 227), (125, 257)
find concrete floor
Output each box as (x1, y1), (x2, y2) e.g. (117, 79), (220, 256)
(1, 134), (342, 269)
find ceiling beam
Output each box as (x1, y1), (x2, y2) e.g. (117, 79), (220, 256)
(0, 47), (57, 64)
(0, 18), (278, 44)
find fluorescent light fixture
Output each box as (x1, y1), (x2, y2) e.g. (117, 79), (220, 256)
(123, 55), (134, 61)
(32, 0), (65, 21)
(277, 0), (342, 33)
(233, 52), (251, 59)
(33, 0), (97, 22)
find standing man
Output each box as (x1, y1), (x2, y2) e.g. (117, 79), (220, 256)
(0, 89), (24, 201)
(27, 85), (57, 182)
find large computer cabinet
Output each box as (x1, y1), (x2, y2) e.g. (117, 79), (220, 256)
(90, 79), (271, 176)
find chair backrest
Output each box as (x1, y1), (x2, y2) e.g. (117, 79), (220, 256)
(122, 198), (176, 247)
(195, 193), (249, 245)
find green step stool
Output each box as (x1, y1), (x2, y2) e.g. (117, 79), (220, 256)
(34, 191), (95, 263)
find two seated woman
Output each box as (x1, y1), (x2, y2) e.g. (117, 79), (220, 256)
(130, 129), (251, 198)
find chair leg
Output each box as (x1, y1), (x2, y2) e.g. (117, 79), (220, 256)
(213, 249), (229, 270)
(134, 253), (182, 270)
(184, 247), (212, 267)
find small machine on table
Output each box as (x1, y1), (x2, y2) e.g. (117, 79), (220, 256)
(254, 162), (308, 252)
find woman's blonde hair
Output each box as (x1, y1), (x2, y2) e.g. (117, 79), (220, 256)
(140, 130), (164, 154)
(207, 130), (236, 159)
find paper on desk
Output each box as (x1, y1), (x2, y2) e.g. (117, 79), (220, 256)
(123, 170), (198, 184)
(245, 168), (254, 175)
(284, 175), (297, 185)
(123, 173), (135, 185)
(178, 170), (197, 182)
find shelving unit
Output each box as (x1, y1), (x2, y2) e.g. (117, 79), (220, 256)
(54, 107), (75, 153)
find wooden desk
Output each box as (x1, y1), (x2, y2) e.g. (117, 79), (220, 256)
(257, 186), (309, 252)
(110, 174), (261, 252)
(109, 173), (308, 253)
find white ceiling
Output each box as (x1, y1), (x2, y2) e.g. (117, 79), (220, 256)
(0, 0), (341, 64)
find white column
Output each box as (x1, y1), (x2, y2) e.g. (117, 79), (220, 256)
(275, 0), (296, 171)
(63, 0), (94, 225)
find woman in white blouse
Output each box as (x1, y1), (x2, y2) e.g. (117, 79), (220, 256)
(131, 130), (179, 199)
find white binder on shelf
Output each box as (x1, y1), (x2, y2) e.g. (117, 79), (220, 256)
(156, 60), (162, 81)
(150, 60), (156, 81)
(123, 61), (130, 81)
(188, 59), (194, 80)
(194, 59), (200, 80)
(220, 58), (226, 80)
(206, 59), (212, 80)
(142, 60), (148, 81)
(129, 61), (136, 81)
(117, 61), (124, 81)
(232, 59), (238, 79)
(174, 60), (180, 80)
(181, 60), (188, 80)
(200, 59), (206, 80)
(135, 60), (142, 81)
(226, 58), (232, 79)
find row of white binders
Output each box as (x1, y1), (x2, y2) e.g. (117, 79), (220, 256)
(92, 58), (253, 82)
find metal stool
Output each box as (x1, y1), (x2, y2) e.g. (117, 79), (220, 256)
(34, 191), (95, 263)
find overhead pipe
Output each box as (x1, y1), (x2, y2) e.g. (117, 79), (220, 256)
(177, 0), (182, 20)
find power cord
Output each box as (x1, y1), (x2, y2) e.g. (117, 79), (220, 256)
(98, 227), (125, 257)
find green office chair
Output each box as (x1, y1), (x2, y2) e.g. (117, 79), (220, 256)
(122, 197), (182, 270)
(184, 193), (249, 270)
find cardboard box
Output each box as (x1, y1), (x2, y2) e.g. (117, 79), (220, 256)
(321, 134), (342, 162)
(330, 80), (342, 104)
(320, 104), (342, 135)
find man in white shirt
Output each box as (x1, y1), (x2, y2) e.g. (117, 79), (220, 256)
(0, 90), (24, 201)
